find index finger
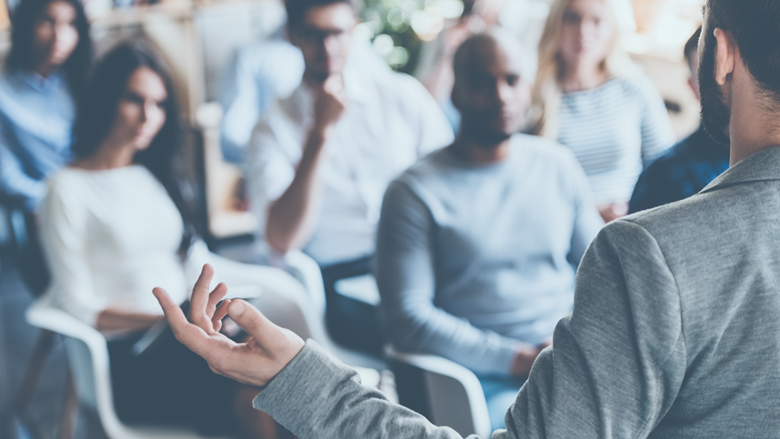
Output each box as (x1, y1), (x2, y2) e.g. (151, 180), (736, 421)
(154, 287), (218, 358)
(153, 287), (191, 336)
(189, 264), (215, 323)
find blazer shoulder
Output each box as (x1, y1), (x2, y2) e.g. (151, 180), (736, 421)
(623, 186), (741, 248)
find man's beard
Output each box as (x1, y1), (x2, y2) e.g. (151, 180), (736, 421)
(699, 31), (732, 147)
(460, 119), (514, 146)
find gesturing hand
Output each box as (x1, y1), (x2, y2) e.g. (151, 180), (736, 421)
(153, 264), (305, 388)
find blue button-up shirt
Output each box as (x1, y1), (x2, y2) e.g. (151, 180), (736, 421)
(0, 69), (75, 212)
(629, 127), (730, 214)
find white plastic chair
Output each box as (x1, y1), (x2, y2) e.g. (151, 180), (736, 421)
(272, 250), (387, 371)
(24, 255), (378, 439)
(25, 295), (230, 439)
(386, 347), (492, 439)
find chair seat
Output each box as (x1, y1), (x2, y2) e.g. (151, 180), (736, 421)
(386, 347), (492, 439)
(114, 426), (232, 439)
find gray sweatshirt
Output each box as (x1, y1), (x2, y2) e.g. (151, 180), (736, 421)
(375, 135), (603, 376)
(254, 146), (780, 438)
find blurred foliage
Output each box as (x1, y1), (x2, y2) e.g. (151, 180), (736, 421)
(358, 0), (464, 73)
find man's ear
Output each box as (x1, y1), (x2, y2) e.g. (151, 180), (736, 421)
(688, 78), (699, 100)
(713, 28), (736, 86)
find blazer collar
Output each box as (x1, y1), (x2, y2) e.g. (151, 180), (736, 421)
(701, 146), (780, 194)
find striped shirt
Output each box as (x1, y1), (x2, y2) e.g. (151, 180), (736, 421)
(557, 75), (676, 205)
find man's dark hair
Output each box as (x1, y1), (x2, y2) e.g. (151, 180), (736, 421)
(7, 0), (92, 94)
(707, 0), (780, 102)
(684, 27), (701, 65)
(285, 0), (355, 31)
(72, 41), (199, 257)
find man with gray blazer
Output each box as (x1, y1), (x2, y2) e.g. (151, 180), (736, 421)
(153, 0), (780, 436)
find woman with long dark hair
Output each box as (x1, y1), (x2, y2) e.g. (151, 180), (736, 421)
(39, 42), (281, 438)
(0, 0), (91, 211)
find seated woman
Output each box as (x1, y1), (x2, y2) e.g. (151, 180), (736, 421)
(0, 0), (91, 212)
(38, 42), (281, 439)
(530, 0), (676, 222)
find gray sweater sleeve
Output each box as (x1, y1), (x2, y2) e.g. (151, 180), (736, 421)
(254, 219), (687, 439)
(254, 340), (473, 439)
(375, 180), (523, 376)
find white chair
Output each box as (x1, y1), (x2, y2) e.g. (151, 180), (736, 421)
(24, 256), (378, 439)
(386, 348), (492, 439)
(271, 250), (387, 371)
(25, 296), (231, 439)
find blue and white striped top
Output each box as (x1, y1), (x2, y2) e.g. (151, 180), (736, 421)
(557, 75), (676, 205)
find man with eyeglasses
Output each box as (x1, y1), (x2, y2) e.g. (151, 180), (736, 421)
(246, 0), (454, 357)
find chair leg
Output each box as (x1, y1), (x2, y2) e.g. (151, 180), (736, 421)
(58, 373), (78, 439)
(14, 329), (56, 415)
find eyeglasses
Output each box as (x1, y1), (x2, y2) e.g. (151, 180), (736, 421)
(295, 26), (350, 45)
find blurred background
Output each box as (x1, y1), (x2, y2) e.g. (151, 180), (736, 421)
(0, 0), (707, 241)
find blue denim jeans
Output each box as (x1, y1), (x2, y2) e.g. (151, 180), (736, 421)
(478, 375), (526, 432)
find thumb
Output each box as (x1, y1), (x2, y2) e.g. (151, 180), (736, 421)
(226, 299), (283, 344)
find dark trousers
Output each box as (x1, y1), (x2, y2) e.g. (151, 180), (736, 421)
(107, 330), (239, 435)
(320, 256), (385, 357)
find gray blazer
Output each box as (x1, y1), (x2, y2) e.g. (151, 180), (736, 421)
(254, 147), (780, 438)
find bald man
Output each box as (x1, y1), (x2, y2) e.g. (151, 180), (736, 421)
(373, 31), (603, 431)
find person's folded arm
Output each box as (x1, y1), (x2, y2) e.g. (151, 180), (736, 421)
(251, 80), (346, 253)
(376, 180), (525, 376)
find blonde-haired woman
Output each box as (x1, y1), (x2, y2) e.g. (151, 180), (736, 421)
(531, 0), (675, 222)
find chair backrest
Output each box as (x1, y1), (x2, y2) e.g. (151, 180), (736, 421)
(386, 348), (492, 439)
(25, 297), (135, 439)
(279, 250), (327, 318)
(274, 251), (387, 371)
(210, 254), (329, 344)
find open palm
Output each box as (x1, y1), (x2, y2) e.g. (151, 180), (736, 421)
(153, 264), (305, 388)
